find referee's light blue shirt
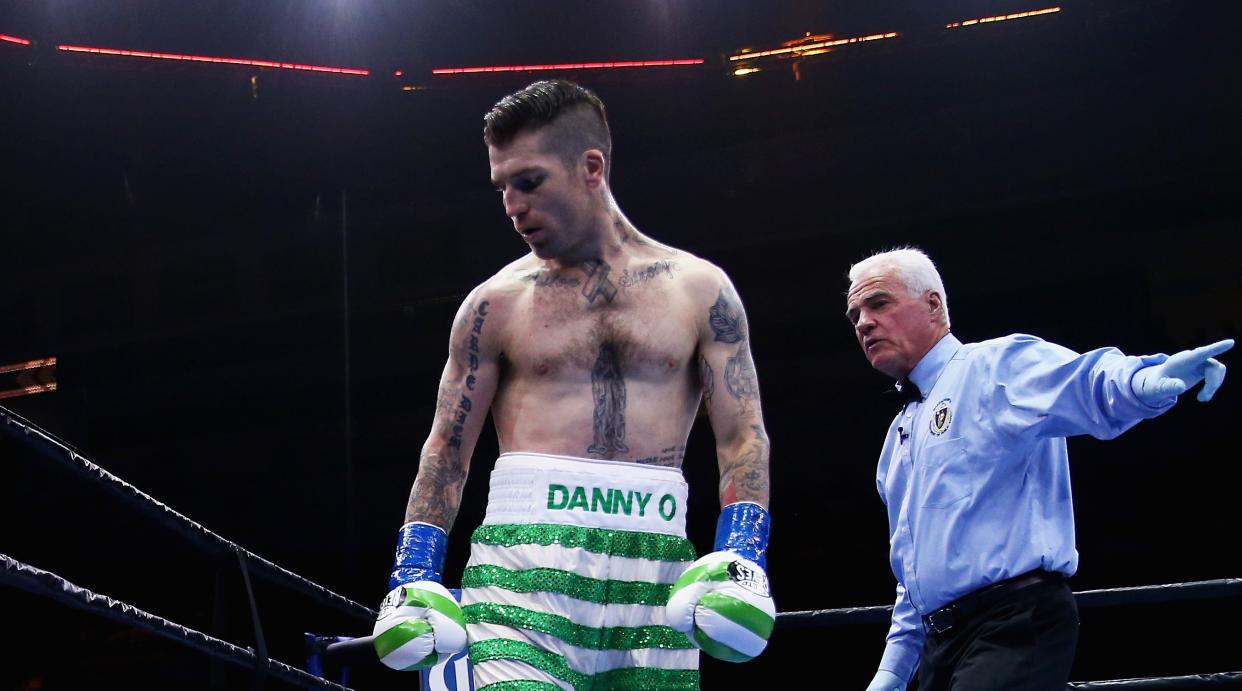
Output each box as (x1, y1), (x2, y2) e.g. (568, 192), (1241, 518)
(877, 333), (1173, 682)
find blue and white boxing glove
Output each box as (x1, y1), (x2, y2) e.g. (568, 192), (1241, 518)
(666, 502), (775, 662)
(372, 522), (468, 671)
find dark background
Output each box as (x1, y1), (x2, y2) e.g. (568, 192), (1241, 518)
(2, 1), (1239, 689)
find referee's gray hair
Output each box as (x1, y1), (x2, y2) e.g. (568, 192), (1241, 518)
(848, 247), (950, 327)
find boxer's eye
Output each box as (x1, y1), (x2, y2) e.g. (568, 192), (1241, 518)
(514, 175), (544, 193)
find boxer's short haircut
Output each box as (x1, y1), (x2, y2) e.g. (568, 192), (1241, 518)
(484, 79), (612, 178)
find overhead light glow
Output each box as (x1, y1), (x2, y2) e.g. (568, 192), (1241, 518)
(56, 44), (369, 75)
(732, 67), (761, 77)
(432, 59), (704, 75)
(946, 6), (1061, 28)
(729, 32), (899, 62)
(1, 33), (32, 45)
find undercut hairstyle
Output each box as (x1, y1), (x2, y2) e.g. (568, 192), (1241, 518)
(849, 247), (951, 327)
(483, 80), (613, 178)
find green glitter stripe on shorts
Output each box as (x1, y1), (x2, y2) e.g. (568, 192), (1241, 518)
(593, 665), (700, 691)
(477, 682), (563, 691)
(471, 638), (589, 689)
(464, 602), (693, 651)
(470, 638), (699, 691)
(463, 564), (674, 606)
(471, 524), (697, 562)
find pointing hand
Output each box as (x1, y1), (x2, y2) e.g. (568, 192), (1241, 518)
(1133, 339), (1233, 404)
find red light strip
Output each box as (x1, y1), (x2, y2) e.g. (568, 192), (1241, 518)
(729, 32), (899, 62)
(0, 356), (56, 400)
(1, 33), (32, 45)
(0, 357), (56, 375)
(0, 383), (58, 400)
(56, 44), (369, 75)
(946, 6), (1061, 28)
(432, 58), (704, 75)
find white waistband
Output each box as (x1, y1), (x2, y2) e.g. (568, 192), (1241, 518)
(484, 452), (689, 537)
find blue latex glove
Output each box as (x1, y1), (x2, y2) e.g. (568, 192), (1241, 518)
(865, 670), (906, 691)
(1133, 339), (1233, 405)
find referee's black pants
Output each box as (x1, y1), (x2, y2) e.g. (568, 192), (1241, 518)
(916, 573), (1079, 691)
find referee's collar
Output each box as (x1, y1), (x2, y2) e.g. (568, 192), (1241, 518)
(905, 333), (961, 399)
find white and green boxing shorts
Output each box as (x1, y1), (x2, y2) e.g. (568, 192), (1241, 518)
(461, 452), (700, 691)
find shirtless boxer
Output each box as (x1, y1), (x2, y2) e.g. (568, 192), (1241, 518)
(371, 80), (775, 690)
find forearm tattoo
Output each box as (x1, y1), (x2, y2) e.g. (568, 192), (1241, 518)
(407, 451), (468, 528)
(587, 341), (629, 458)
(720, 424), (771, 506)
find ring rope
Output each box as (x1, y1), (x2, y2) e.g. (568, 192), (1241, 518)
(1067, 672), (1242, 689)
(775, 578), (1242, 630)
(319, 634), (1241, 688)
(1, 553), (351, 691)
(1, 405), (376, 622)
(1075, 579), (1242, 608)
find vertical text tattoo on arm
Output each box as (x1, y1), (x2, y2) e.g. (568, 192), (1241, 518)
(413, 299), (491, 526)
(447, 300), (490, 450)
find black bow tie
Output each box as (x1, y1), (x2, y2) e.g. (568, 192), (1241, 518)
(896, 379), (923, 404)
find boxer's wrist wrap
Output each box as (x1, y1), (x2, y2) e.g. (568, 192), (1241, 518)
(388, 521), (448, 591)
(713, 501), (771, 570)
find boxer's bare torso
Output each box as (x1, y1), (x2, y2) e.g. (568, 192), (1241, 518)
(403, 125), (768, 531)
(483, 242), (736, 466)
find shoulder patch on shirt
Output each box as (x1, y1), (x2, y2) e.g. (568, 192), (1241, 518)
(930, 398), (953, 436)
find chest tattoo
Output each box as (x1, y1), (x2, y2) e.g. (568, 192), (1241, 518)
(581, 260), (618, 304)
(587, 342), (628, 458)
(619, 260), (676, 288)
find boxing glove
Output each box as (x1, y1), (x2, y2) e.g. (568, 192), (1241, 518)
(666, 502), (775, 662)
(373, 522), (467, 671)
